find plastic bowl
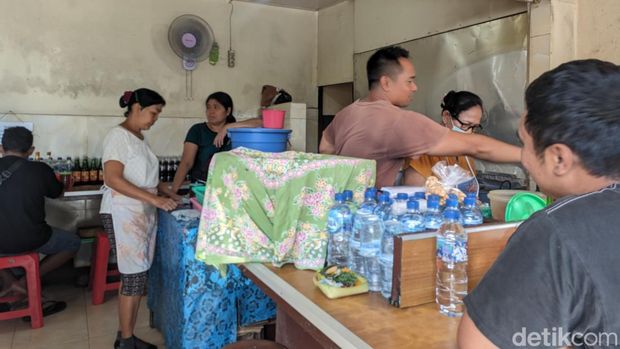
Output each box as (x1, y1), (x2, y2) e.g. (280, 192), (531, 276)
(488, 190), (545, 221)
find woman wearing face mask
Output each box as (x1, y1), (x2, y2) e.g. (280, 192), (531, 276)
(170, 91), (261, 193)
(100, 88), (179, 349)
(405, 90), (484, 186)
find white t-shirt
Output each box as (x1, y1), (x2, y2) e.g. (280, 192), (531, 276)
(99, 126), (159, 214)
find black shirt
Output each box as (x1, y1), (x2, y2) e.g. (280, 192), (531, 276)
(465, 184), (620, 348)
(0, 156), (63, 253)
(184, 123), (231, 182)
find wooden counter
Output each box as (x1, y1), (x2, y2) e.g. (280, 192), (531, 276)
(242, 263), (460, 349)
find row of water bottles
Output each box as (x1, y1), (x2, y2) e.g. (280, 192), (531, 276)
(326, 188), (483, 316)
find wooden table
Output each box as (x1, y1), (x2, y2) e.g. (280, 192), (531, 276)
(242, 263), (460, 349)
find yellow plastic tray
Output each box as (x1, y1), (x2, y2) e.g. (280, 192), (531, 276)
(313, 272), (369, 299)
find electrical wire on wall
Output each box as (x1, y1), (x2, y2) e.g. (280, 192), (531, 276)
(228, 0), (235, 68)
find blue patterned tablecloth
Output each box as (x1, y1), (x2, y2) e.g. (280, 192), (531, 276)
(148, 209), (276, 349)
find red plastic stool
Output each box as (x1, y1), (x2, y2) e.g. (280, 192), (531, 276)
(89, 230), (120, 305)
(0, 252), (43, 328)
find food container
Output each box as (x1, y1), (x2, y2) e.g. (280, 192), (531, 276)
(488, 190), (545, 221)
(313, 271), (368, 299)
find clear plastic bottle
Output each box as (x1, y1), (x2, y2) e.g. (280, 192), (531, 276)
(435, 209), (468, 317)
(461, 196), (483, 226)
(374, 193), (392, 221)
(349, 188), (377, 276)
(392, 193), (409, 218)
(424, 197), (443, 230)
(326, 193), (352, 266)
(379, 209), (400, 299)
(400, 199), (426, 233)
(444, 198), (462, 224)
(412, 191), (427, 212)
(342, 189), (358, 215)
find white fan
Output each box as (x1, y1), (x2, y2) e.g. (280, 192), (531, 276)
(168, 14), (215, 100)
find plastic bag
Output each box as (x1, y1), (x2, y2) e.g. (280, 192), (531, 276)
(431, 161), (472, 187)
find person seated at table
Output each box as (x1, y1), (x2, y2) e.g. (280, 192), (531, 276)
(100, 88), (179, 349)
(0, 127), (80, 306)
(406, 90), (483, 186)
(170, 91), (261, 193)
(458, 59), (620, 348)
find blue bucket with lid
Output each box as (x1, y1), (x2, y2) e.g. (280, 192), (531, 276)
(227, 128), (291, 152)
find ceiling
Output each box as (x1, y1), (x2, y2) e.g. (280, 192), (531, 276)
(235, 0), (347, 11)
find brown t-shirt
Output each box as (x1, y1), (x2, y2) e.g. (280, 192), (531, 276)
(323, 99), (448, 188)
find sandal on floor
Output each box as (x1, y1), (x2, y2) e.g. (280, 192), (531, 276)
(21, 300), (67, 322)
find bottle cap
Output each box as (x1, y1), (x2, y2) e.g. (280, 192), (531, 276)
(448, 193), (458, 200)
(407, 199), (419, 210)
(413, 192), (426, 199)
(446, 198), (458, 208)
(343, 190), (353, 200)
(334, 193), (343, 201)
(396, 193), (408, 200)
(427, 199), (439, 209)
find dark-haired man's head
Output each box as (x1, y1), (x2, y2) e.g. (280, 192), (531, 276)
(366, 46), (417, 107)
(1, 127), (34, 157)
(519, 59), (620, 198)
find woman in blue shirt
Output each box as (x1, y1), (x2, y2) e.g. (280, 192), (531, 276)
(170, 92), (261, 192)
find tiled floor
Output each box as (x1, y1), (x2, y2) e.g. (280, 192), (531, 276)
(0, 285), (166, 349)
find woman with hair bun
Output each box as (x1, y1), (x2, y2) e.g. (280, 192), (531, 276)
(407, 90), (484, 186)
(169, 91), (261, 193)
(99, 88), (179, 349)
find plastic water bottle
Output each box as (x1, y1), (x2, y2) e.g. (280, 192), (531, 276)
(435, 208), (468, 317)
(374, 193), (392, 221)
(400, 199), (425, 233)
(326, 193), (352, 266)
(349, 189), (377, 275)
(461, 196), (483, 226)
(444, 198), (462, 224)
(424, 198), (443, 230)
(343, 189), (358, 214)
(413, 192), (427, 212)
(379, 210), (400, 299)
(392, 193), (409, 217)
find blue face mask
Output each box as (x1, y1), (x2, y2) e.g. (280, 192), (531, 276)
(452, 125), (466, 133)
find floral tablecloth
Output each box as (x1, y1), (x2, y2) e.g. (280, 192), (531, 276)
(195, 148), (376, 270)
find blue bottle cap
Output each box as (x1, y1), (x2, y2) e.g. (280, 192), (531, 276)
(444, 210), (459, 220)
(446, 198), (459, 208)
(407, 199), (419, 210)
(378, 193), (390, 203)
(448, 193), (458, 200)
(396, 193), (408, 200)
(427, 194), (440, 202)
(427, 199), (439, 209)
(334, 192), (344, 201)
(343, 190), (353, 199)
(413, 192), (426, 199)
(464, 197), (476, 206)
(466, 192), (477, 198)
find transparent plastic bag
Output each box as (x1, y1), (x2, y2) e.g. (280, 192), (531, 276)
(432, 161), (473, 187)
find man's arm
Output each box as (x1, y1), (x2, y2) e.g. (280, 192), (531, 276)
(319, 131), (335, 154)
(458, 311), (499, 349)
(427, 131), (521, 163)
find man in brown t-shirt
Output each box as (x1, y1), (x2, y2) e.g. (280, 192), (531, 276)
(320, 46), (521, 188)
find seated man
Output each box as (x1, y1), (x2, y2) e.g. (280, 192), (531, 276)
(0, 127), (80, 298)
(459, 59), (620, 348)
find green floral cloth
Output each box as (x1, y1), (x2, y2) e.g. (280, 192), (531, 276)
(195, 147), (375, 270)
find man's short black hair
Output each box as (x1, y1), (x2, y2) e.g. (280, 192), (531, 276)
(366, 46), (410, 90)
(1, 127), (33, 153)
(525, 59), (620, 179)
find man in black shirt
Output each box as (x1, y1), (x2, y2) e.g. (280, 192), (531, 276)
(0, 127), (80, 296)
(459, 60), (620, 348)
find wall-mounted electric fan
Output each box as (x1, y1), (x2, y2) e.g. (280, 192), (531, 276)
(168, 14), (215, 100)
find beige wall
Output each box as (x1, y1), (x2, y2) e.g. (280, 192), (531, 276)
(529, 0), (620, 83)
(354, 0), (526, 53)
(0, 0), (317, 156)
(317, 1), (354, 86)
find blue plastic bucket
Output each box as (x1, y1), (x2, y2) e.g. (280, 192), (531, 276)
(228, 128), (292, 152)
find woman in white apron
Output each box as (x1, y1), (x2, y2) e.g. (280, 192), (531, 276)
(100, 88), (179, 349)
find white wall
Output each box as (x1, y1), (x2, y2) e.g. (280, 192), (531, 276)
(317, 1), (354, 86)
(0, 0), (317, 156)
(354, 0), (526, 53)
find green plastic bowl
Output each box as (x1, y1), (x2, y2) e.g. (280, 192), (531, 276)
(191, 185), (206, 204)
(504, 193), (547, 222)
